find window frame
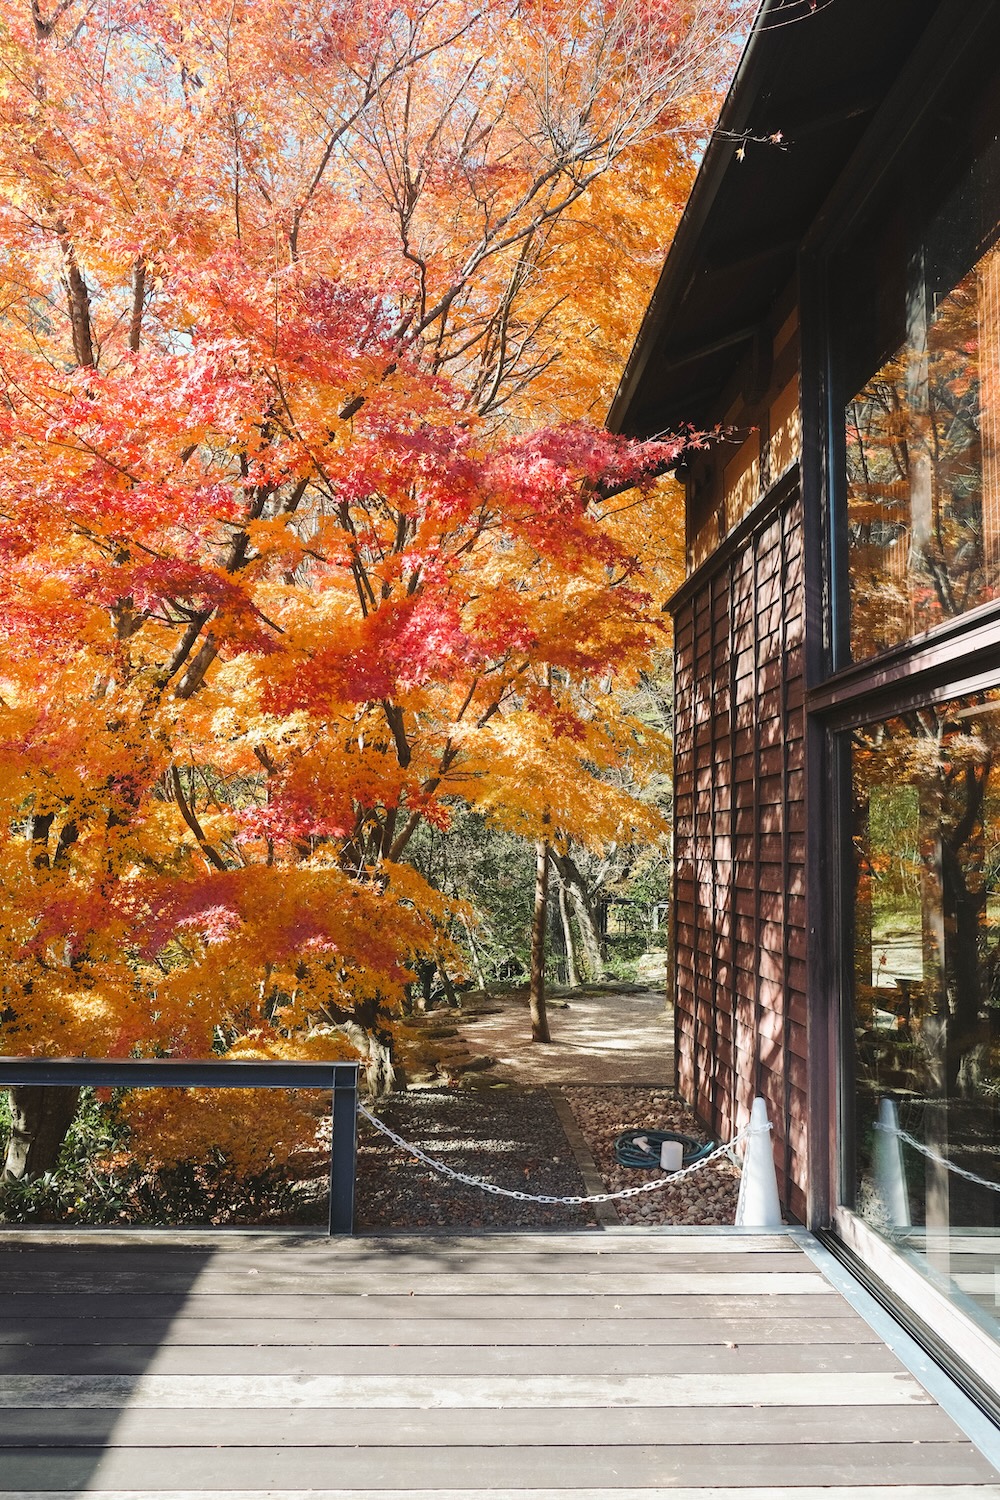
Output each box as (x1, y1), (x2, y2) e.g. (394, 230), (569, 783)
(795, 9), (1000, 1389)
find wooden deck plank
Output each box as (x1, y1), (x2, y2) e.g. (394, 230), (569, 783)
(2, 1490), (998, 1500)
(0, 1341), (905, 1376)
(0, 1289), (844, 1319)
(0, 1370), (933, 1408)
(0, 1403), (962, 1447)
(0, 1271), (832, 1310)
(0, 1231), (797, 1251)
(0, 1243), (799, 1256)
(0, 1278), (839, 1302)
(0, 1251), (809, 1286)
(0, 1315), (889, 1347)
(0, 1248), (803, 1272)
(1, 1442), (996, 1490)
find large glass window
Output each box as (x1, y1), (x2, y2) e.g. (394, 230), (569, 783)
(837, 88), (1000, 661)
(847, 692), (1000, 1345)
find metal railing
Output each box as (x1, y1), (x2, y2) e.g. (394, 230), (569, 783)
(0, 1058), (359, 1234)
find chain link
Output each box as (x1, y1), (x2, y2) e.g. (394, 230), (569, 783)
(358, 1102), (757, 1204)
(876, 1121), (1000, 1197)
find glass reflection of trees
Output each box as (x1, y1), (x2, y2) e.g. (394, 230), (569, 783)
(853, 697), (1000, 1100)
(851, 696), (1000, 1243)
(846, 244), (1000, 660)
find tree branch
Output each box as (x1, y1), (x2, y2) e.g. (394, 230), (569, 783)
(170, 766), (226, 871)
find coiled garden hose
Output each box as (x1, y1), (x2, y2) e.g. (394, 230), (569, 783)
(613, 1129), (715, 1170)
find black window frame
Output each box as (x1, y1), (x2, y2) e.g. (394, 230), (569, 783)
(797, 3), (1000, 1237)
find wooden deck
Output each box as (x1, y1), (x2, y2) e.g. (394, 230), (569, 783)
(0, 1228), (998, 1497)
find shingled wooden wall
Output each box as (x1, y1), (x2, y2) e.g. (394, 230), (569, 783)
(672, 487), (807, 1221)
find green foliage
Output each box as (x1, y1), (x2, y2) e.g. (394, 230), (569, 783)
(603, 933), (649, 978)
(409, 811), (538, 980)
(0, 1088), (323, 1227)
(868, 785), (921, 905)
(616, 848), (672, 912)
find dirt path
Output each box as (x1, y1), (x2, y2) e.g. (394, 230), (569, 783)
(415, 984), (674, 1087)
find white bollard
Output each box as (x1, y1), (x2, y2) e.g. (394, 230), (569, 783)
(873, 1097), (911, 1228)
(660, 1138), (684, 1172)
(734, 1096), (782, 1227)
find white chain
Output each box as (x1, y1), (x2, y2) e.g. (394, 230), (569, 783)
(358, 1102), (754, 1204)
(875, 1122), (1000, 1196)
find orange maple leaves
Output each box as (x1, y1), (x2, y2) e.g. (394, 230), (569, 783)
(0, 0), (733, 1073)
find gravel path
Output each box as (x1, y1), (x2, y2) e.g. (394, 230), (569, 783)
(562, 1085), (740, 1228)
(355, 1082), (740, 1232)
(355, 1088), (598, 1231)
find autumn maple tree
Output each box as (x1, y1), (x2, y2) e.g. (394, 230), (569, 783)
(0, 0), (748, 1174)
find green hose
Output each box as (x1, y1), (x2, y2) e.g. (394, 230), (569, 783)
(613, 1128), (714, 1170)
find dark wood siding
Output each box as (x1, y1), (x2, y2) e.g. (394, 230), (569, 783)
(673, 488), (807, 1222)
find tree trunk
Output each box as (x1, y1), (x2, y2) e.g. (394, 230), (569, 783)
(436, 957), (460, 1009)
(555, 865), (581, 988)
(942, 814), (989, 1096)
(323, 1000), (402, 1096)
(413, 958), (437, 1012)
(551, 849), (609, 980)
(3, 1086), (81, 1181)
(529, 838), (551, 1043)
(59, 232), (95, 370)
(362, 1028), (399, 1096)
(341, 1020), (399, 1095)
(462, 916), (488, 989)
(129, 256), (146, 353)
(852, 783), (873, 992)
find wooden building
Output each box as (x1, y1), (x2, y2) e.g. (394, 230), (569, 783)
(610, 0), (1000, 1407)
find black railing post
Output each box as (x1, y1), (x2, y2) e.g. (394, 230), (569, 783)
(329, 1064), (358, 1235)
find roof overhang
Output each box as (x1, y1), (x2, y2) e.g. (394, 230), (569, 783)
(608, 0), (940, 438)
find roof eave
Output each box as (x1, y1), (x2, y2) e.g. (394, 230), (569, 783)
(606, 0), (783, 436)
